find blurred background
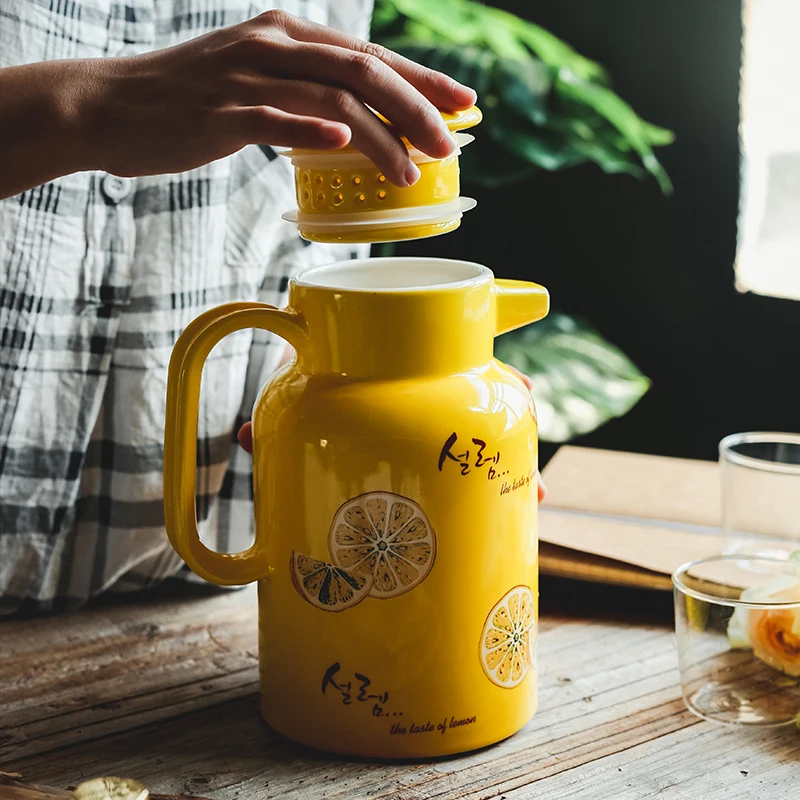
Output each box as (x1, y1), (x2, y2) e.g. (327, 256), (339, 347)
(372, 0), (800, 466)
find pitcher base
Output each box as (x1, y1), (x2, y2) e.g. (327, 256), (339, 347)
(259, 697), (535, 760)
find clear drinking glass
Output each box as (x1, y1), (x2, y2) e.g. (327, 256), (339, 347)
(673, 554), (800, 726)
(719, 432), (800, 558)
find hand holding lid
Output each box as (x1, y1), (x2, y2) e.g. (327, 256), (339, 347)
(281, 106), (482, 244)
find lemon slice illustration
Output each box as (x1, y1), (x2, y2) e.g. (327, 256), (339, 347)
(480, 585), (536, 689)
(328, 492), (436, 599)
(291, 551), (373, 612)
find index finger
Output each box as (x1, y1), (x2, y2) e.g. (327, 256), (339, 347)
(264, 10), (477, 111)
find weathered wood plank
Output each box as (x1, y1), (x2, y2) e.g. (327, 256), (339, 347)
(0, 587), (259, 761)
(2, 618), (694, 797)
(508, 722), (800, 800)
(1, 578), (795, 800)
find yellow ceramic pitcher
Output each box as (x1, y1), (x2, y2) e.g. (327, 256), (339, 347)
(163, 257), (549, 758)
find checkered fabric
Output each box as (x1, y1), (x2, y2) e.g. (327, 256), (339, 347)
(0, 0), (373, 615)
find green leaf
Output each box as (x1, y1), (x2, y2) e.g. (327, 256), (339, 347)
(482, 5), (608, 83)
(371, 0), (674, 192)
(641, 121), (676, 147)
(400, 21), (449, 45)
(481, 13), (531, 61)
(566, 139), (645, 178)
(494, 313), (651, 443)
(545, 116), (646, 177)
(383, 0), (606, 84)
(485, 107), (636, 175)
(489, 121), (587, 171)
(458, 142), (538, 188)
(492, 57), (552, 126)
(373, 241), (398, 258)
(556, 71), (673, 193)
(371, 1), (400, 30)
(386, 42), (496, 96)
(387, 0), (483, 44)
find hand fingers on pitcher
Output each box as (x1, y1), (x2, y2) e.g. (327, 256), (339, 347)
(507, 364), (534, 391)
(257, 10), (477, 112)
(504, 363), (543, 501)
(232, 105), (351, 150)
(233, 77), (420, 186)
(278, 343), (295, 367)
(237, 421), (254, 454)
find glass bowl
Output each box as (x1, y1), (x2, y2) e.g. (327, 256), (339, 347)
(673, 554), (800, 726)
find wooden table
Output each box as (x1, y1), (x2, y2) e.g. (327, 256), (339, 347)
(2, 577), (798, 799)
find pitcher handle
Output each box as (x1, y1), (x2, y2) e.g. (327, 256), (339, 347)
(163, 302), (309, 586)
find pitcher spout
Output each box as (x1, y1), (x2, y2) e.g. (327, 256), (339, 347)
(493, 279), (550, 337)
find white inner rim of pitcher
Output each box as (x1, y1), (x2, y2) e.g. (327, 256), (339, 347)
(293, 257), (492, 292)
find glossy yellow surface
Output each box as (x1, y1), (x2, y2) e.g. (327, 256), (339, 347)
(284, 106), (481, 244)
(295, 154), (459, 214)
(300, 218), (461, 244)
(163, 258), (549, 758)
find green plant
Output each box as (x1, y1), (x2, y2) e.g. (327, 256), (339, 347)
(372, 0), (674, 190)
(494, 315), (650, 442)
(372, 0), (663, 442)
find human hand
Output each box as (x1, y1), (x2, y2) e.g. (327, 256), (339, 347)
(236, 358), (546, 503)
(503, 363), (547, 502)
(74, 10), (475, 186)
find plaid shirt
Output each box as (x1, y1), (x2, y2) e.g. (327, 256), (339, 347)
(0, 0), (372, 615)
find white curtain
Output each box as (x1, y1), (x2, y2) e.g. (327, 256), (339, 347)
(735, 0), (800, 300)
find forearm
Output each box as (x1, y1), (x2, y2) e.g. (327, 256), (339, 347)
(0, 60), (100, 200)
(0, 11), (476, 201)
